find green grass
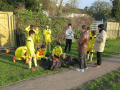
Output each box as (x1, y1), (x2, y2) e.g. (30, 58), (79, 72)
(75, 70), (120, 90)
(0, 39), (120, 87)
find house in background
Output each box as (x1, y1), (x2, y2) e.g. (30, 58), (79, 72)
(63, 6), (88, 18)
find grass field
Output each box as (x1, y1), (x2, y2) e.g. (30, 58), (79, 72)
(75, 70), (120, 90)
(0, 39), (120, 87)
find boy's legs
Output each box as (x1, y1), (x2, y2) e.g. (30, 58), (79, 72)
(90, 52), (93, 62)
(60, 53), (66, 59)
(48, 42), (51, 53)
(28, 57), (32, 69)
(52, 54), (59, 59)
(33, 55), (37, 67)
(26, 57), (28, 64)
(65, 39), (69, 52)
(46, 43), (48, 52)
(87, 51), (89, 60)
(68, 39), (72, 52)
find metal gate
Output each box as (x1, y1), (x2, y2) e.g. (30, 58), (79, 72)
(0, 11), (16, 50)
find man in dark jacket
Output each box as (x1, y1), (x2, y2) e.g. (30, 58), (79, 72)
(76, 25), (90, 72)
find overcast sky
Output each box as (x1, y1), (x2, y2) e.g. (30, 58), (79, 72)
(63, 0), (112, 9)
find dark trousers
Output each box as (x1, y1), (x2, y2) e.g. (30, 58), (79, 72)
(79, 53), (87, 69)
(97, 52), (102, 65)
(65, 39), (72, 52)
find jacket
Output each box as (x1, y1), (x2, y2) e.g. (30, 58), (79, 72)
(25, 26), (36, 44)
(77, 31), (90, 54)
(65, 29), (74, 39)
(93, 30), (107, 52)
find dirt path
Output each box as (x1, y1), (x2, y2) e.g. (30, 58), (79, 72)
(0, 54), (120, 90)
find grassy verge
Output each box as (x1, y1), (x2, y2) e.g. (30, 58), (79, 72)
(0, 39), (120, 87)
(74, 70), (120, 90)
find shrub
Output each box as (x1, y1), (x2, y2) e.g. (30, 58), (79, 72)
(16, 10), (50, 46)
(15, 10), (94, 46)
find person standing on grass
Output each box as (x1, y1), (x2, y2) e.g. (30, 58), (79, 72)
(76, 25), (90, 72)
(65, 23), (74, 53)
(26, 30), (38, 71)
(43, 24), (52, 53)
(87, 30), (96, 62)
(93, 24), (107, 67)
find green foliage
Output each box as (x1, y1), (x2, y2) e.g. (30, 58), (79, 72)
(74, 27), (81, 39)
(16, 10), (68, 45)
(51, 17), (67, 34)
(16, 9), (50, 45)
(111, 0), (120, 21)
(78, 70), (120, 90)
(87, 0), (112, 16)
(0, 1), (15, 11)
(0, 0), (41, 11)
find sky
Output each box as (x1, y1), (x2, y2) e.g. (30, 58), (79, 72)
(63, 0), (112, 9)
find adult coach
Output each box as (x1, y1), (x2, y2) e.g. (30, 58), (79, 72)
(76, 25), (90, 72)
(93, 24), (107, 67)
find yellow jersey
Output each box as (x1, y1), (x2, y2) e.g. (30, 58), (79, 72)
(15, 46), (27, 60)
(25, 26), (36, 44)
(26, 37), (35, 57)
(52, 46), (63, 56)
(43, 29), (51, 43)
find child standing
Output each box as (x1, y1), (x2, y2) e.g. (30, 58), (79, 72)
(87, 30), (96, 62)
(43, 24), (51, 53)
(26, 30), (38, 71)
(65, 23), (74, 53)
(52, 42), (66, 60)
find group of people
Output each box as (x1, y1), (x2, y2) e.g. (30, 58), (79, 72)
(14, 24), (66, 71)
(14, 23), (107, 72)
(76, 24), (107, 72)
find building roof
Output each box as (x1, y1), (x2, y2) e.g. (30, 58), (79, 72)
(77, 9), (87, 14)
(93, 14), (107, 21)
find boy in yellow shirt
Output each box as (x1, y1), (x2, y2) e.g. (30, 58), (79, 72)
(43, 24), (51, 53)
(25, 25), (34, 34)
(87, 30), (96, 62)
(14, 46), (28, 64)
(52, 42), (66, 60)
(36, 45), (46, 60)
(26, 30), (38, 71)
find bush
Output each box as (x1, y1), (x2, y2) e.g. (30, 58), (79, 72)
(0, 1), (15, 11)
(15, 10), (94, 46)
(16, 9), (50, 46)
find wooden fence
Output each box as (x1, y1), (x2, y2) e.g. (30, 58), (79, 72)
(0, 11), (16, 50)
